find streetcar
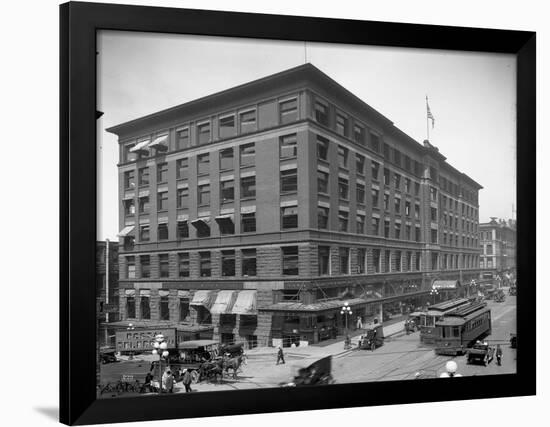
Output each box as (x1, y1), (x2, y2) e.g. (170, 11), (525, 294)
(419, 298), (471, 344)
(433, 302), (492, 355)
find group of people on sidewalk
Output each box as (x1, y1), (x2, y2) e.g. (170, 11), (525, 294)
(141, 367), (194, 394)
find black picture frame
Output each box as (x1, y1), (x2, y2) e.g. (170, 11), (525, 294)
(60, 1), (536, 425)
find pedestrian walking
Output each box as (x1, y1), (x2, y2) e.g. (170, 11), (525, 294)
(496, 344), (503, 366)
(276, 346), (285, 365)
(356, 316), (363, 330)
(181, 368), (193, 393)
(162, 369), (175, 393)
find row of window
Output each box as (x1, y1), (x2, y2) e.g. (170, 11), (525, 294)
(317, 247), (422, 275)
(122, 97), (301, 162)
(313, 98), (424, 178)
(124, 247), (479, 280)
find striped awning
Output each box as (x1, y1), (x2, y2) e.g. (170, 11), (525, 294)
(210, 290), (236, 314)
(117, 226), (134, 237)
(190, 290), (213, 308)
(231, 290), (257, 315)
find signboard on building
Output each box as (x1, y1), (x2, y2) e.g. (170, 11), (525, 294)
(115, 328), (177, 352)
(103, 303), (119, 313)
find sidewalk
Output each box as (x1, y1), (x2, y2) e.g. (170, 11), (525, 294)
(245, 319), (407, 360)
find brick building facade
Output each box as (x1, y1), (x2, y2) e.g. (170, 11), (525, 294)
(479, 218), (516, 282)
(107, 64), (483, 348)
(96, 240), (119, 347)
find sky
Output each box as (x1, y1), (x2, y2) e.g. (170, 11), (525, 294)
(97, 30), (516, 240)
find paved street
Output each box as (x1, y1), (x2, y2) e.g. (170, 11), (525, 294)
(99, 294), (516, 397)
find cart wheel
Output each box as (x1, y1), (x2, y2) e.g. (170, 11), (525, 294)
(371, 342), (376, 351)
(191, 370), (200, 384)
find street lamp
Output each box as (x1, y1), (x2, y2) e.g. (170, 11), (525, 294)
(151, 333), (169, 394)
(127, 323), (135, 360)
(439, 360), (462, 378)
(340, 302), (353, 349)
(429, 287), (439, 305)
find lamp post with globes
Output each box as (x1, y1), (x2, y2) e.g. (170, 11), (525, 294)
(127, 323), (135, 360)
(151, 334), (169, 394)
(429, 287), (439, 305)
(340, 302), (353, 349)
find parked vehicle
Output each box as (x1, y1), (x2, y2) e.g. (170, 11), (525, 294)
(467, 341), (495, 365)
(434, 302), (492, 356)
(509, 286), (517, 296)
(358, 324), (384, 351)
(151, 339), (221, 383)
(100, 347), (118, 364)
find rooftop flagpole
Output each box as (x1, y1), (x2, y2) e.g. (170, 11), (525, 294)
(426, 95), (430, 141)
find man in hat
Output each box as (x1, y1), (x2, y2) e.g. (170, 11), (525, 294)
(276, 346), (285, 365)
(181, 368), (193, 393)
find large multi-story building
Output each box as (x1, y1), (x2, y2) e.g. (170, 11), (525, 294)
(479, 218), (516, 282)
(107, 64), (482, 348)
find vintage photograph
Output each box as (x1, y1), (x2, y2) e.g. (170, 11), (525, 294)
(95, 30), (517, 397)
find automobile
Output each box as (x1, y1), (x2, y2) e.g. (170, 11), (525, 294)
(509, 286), (517, 296)
(466, 341), (494, 365)
(358, 324), (384, 351)
(100, 348), (118, 364)
(280, 356), (334, 387)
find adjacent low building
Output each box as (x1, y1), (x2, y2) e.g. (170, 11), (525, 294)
(96, 240), (119, 347)
(107, 64), (483, 348)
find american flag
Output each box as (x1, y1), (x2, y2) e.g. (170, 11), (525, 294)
(426, 99), (435, 129)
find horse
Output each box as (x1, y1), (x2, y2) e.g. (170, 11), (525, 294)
(199, 359), (223, 383)
(222, 355), (245, 379)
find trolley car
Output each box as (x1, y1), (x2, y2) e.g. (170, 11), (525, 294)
(433, 302), (492, 355)
(419, 298), (471, 344)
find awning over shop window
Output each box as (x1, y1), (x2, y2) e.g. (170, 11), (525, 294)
(232, 290), (257, 315)
(117, 226), (135, 237)
(432, 280), (459, 290)
(158, 290), (170, 297)
(210, 290), (236, 314)
(190, 290), (213, 308)
(177, 290), (190, 298)
(125, 289), (136, 297)
(139, 289), (150, 297)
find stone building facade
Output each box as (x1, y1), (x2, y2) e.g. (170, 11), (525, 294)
(479, 218), (516, 282)
(108, 64), (483, 348)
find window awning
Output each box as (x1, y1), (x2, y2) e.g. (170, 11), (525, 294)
(190, 290), (214, 308)
(215, 214), (234, 223)
(158, 290), (170, 297)
(129, 139), (150, 152)
(282, 207), (298, 215)
(191, 218), (210, 229)
(177, 214), (189, 222)
(149, 135), (168, 151)
(125, 289), (136, 296)
(231, 290), (257, 315)
(177, 290), (190, 298)
(433, 280), (460, 289)
(210, 290), (236, 314)
(117, 225), (135, 237)
(139, 289), (150, 297)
